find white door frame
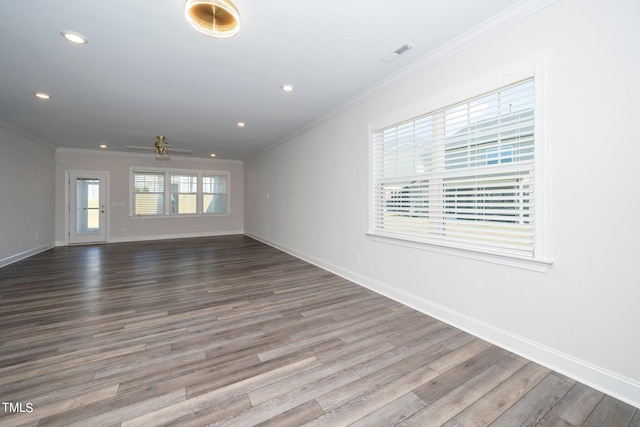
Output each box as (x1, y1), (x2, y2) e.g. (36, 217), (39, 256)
(67, 171), (109, 245)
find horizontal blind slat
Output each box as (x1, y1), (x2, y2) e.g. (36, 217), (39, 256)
(372, 78), (536, 258)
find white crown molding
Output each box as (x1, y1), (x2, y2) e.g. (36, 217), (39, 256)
(340, 0), (559, 114)
(0, 120), (57, 150)
(249, 0), (560, 162)
(55, 147), (243, 165)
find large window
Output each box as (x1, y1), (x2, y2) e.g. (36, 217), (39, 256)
(372, 79), (541, 259)
(132, 169), (229, 216)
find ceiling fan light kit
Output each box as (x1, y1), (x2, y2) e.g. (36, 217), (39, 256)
(185, 0), (240, 39)
(127, 136), (193, 160)
(154, 135), (170, 160)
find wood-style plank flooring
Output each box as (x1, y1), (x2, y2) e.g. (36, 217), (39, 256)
(0, 235), (638, 426)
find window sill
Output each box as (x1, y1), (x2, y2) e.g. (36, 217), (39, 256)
(367, 232), (552, 272)
(130, 213), (230, 219)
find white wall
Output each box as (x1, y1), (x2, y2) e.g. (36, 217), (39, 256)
(0, 126), (56, 267)
(55, 149), (244, 245)
(245, 0), (640, 407)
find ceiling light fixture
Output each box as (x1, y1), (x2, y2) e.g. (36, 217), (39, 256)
(281, 84), (295, 92)
(210, 153), (216, 157)
(99, 144), (107, 149)
(127, 136), (192, 160)
(61, 30), (88, 44)
(237, 121), (245, 127)
(185, 0), (240, 38)
(154, 135), (171, 160)
(34, 92), (51, 100)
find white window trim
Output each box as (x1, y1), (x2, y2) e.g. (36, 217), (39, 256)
(130, 167), (230, 217)
(368, 54), (551, 271)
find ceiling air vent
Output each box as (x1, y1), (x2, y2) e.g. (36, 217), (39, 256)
(380, 43), (414, 63)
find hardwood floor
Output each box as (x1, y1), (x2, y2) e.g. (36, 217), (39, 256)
(0, 235), (638, 426)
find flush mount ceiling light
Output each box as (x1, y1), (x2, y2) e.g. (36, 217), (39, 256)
(281, 83), (295, 92)
(185, 0), (240, 38)
(60, 30), (88, 44)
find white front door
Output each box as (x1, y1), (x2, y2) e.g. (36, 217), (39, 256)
(69, 172), (107, 244)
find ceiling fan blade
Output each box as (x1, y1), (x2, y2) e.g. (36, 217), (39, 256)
(127, 145), (154, 151)
(126, 144), (192, 155)
(167, 148), (192, 154)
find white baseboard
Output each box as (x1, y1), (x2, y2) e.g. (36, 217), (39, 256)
(0, 244), (54, 268)
(245, 233), (640, 409)
(108, 230), (244, 244)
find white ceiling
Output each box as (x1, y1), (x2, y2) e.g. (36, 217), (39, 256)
(0, 0), (524, 161)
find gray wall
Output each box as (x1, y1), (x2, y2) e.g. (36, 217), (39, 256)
(0, 126), (56, 266)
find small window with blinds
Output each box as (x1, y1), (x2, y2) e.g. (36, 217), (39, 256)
(372, 79), (537, 258)
(133, 171), (165, 215)
(170, 174), (198, 215)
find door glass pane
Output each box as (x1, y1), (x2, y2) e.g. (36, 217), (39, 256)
(76, 178), (100, 234)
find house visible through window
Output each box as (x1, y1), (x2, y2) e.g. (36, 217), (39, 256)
(372, 79), (539, 259)
(132, 169), (229, 217)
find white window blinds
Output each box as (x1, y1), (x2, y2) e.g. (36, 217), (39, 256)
(132, 169), (230, 217)
(372, 79), (536, 258)
(170, 174), (198, 214)
(134, 171), (165, 215)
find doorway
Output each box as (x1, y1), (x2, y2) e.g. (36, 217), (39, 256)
(69, 172), (107, 244)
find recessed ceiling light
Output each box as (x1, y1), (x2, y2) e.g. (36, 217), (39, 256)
(99, 144), (107, 149)
(281, 84), (295, 92)
(34, 92), (51, 100)
(61, 30), (88, 44)
(185, 0), (240, 39)
(237, 121), (245, 127)
(210, 153), (216, 157)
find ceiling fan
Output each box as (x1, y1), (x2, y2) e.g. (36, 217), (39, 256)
(127, 136), (192, 160)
